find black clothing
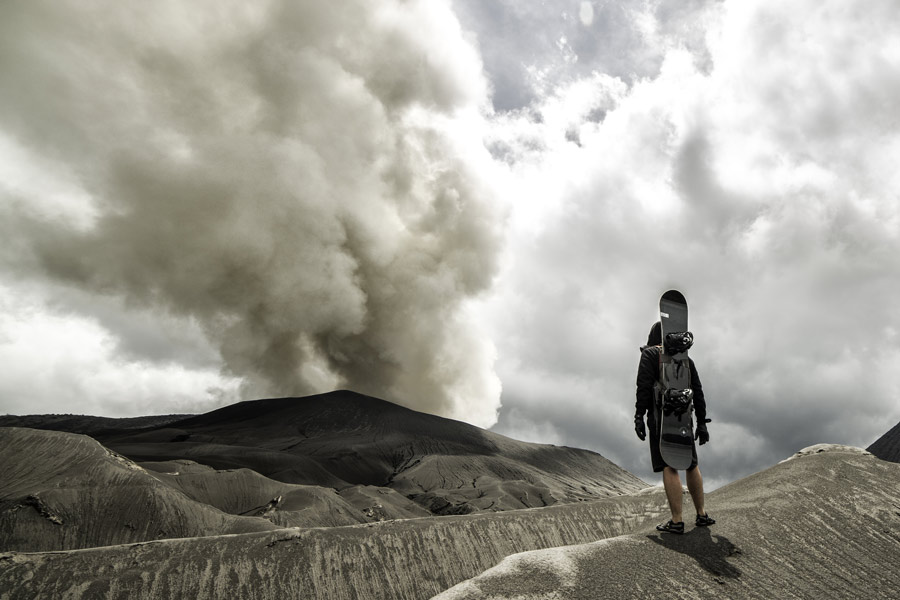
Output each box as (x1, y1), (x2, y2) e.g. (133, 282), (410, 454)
(635, 345), (706, 472)
(695, 420), (710, 445)
(635, 345), (706, 421)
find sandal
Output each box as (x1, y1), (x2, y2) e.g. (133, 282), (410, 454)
(695, 513), (716, 526)
(656, 520), (684, 534)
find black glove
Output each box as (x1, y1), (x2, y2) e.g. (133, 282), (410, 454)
(634, 415), (646, 441)
(695, 418), (711, 445)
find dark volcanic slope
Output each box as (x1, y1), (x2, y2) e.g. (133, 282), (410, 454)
(2, 446), (897, 600)
(0, 428), (277, 552)
(92, 390), (647, 514)
(867, 419), (900, 462)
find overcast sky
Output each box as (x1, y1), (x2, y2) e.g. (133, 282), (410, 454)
(2, 0), (899, 489)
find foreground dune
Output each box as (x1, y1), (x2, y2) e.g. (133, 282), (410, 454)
(0, 488), (669, 600)
(2, 446), (898, 599)
(436, 446), (900, 600)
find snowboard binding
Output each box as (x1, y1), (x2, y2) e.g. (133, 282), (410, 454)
(662, 388), (694, 417)
(664, 331), (694, 355)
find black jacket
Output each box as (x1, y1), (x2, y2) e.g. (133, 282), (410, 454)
(635, 345), (706, 422)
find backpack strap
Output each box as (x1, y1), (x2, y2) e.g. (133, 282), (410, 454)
(653, 345), (665, 411)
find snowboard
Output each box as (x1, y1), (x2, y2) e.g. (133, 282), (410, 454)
(657, 290), (695, 470)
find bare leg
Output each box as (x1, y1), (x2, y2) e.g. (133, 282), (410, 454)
(662, 467), (683, 523)
(686, 465), (705, 517)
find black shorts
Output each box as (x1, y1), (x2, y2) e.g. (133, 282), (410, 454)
(648, 411), (698, 472)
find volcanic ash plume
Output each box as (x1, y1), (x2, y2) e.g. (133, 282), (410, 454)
(0, 0), (503, 425)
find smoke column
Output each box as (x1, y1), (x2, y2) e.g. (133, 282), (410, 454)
(0, 0), (503, 424)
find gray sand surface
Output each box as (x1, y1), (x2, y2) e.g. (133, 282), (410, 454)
(3, 447), (898, 599)
(435, 446), (900, 600)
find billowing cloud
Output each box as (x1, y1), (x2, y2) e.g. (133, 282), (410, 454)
(2, 0), (898, 492)
(0, 0), (503, 424)
(478, 0), (900, 486)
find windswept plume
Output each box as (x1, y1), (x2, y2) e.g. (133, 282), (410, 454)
(0, 0), (503, 424)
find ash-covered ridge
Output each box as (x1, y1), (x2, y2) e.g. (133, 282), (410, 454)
(3, 390), (648, 522)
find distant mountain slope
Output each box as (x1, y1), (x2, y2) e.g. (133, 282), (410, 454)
(0, 413), (192, 436)
(1, 446), (898, 600)
(83, 390), (649, 514)
(0, 428), (277, 552)
(867, 419), (900, 462)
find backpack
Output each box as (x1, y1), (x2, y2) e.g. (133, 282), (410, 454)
(653, 345), (694, 420)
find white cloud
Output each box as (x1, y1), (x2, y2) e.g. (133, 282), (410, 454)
(0, 284), (241, 417)
(481, 0), (900, 484)
(579, 2), (594, 27)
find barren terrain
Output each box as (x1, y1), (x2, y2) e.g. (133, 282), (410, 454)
(2, 396), (898, 599)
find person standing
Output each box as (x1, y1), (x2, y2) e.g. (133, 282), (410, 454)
(635, 322), (715, 534)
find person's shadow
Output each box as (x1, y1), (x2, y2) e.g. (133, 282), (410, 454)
(647, 527), (742, 580)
